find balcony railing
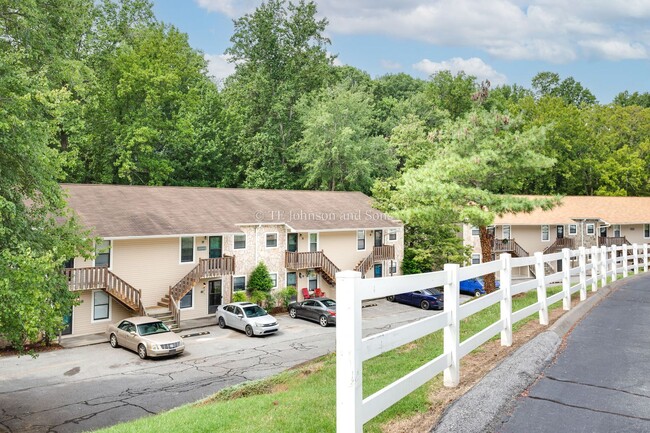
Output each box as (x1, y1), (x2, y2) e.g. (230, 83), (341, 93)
(354, 245), (397, 276)
(64, 267), (143, 313)
(170, 256), (235, 301)
(543, 237), (575, 254)
(599, 236), (630, 247)
(285, 251), (340, 284)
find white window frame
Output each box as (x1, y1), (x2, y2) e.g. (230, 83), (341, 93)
(586, 223), (595, 235)
(389, 260), (398, 275)
(91, 290), (111, 323)
(179, 236), (195, 264)
(644, 224), (650, 239)
(568, 224), (577, 235)
(613, 224), (621, 237)
(388, 228), (398, 241)
(471, 226), (480, 236)
(233, 234), (246, 250)
(93, 239), (112, 269)
(179, 288), (194, 310)
(471, 253), (481, 265)
(286, 272), (297, 288)
(502, 225), (511, 240)
(233, 275), (246, 292)
(270, 272), (278, 289)
(307, 269), (318, 291)
(541, 225), (550, 242)
(308, 232), (318, 252)
(356, 230), (366, 251)
(265, 232), (278, 249)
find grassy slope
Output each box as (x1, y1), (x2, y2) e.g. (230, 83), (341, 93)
(98, 287), (563, 433)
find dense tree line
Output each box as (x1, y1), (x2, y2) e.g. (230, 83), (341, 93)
(3, 0), (650, 346)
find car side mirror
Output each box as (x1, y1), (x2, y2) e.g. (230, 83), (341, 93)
(129, 331), (136, 336)
(237, 314), (244, 318)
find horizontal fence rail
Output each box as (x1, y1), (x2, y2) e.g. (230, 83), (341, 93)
(336, 243), (650, 432)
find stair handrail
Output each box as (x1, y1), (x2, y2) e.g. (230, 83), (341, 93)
(354, 251), (375, 276)
(168, 287), (181, 329)
(64, 267), (144, 314)
(543, 237), (574, 254)
(285, 251), (340, 283)
(170, 263), (201, 301)
(319, 250), (341, 283)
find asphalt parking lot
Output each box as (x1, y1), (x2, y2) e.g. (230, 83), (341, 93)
(0, 298), (460, 433)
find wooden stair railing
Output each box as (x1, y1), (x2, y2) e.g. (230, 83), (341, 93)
(284, 251), (341, 284)
(169, 256), (236, 302)
(492, 239), (530, 258)
(354, 245), (396, 277)
(543, 238), (575, 254)
(64, 267), (144, 314)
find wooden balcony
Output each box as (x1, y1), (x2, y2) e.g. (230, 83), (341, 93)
(542, 237), (575, 254)
(64, 267), (144, 313)
(170, 256), (235, 301)
(285, 251), (340, 284)
(354, 245), (397, 276)
(491, 238), (530, 258)
(599, 236), (630, 247)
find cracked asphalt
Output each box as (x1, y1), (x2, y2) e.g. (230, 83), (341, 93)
(0, 298), (447, 433)
(498, 275), (650, 433)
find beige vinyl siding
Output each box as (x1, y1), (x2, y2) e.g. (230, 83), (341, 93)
(67, 290), (132, 337)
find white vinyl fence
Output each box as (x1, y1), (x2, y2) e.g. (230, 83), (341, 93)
(336, 243), (650, 432)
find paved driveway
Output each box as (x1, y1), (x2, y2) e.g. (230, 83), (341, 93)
(0, 298), (456, 433)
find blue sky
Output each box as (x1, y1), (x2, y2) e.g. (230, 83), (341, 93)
(152, 0), (650, 103)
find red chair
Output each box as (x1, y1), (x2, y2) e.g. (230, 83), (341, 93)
(314, 288), (325, 298)
(301, 288), (311, 299)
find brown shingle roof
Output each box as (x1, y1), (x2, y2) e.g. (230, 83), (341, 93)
(62, 184), (401, 238)
(494, 196), (650, 225)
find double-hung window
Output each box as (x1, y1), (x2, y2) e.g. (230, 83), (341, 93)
(357, 230), (365, 250)
(541, 225), (550, 241)
(180, 237), (194, 263)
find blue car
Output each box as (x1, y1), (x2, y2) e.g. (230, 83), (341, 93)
(386, 288), (444, 310)
(460, 277), (500, 297)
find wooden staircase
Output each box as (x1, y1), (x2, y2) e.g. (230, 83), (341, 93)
(65, 267), (145, 315)
(147, 307), (180, 333)
(354, 245), (396, 277)
(491, 238), (537, 277)
(285, 251), (340, 284)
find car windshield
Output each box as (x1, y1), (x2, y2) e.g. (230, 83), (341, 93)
(137, 321), (170, 336)
(321, 299), (336, 307)
(423, 288), (442, 296)
(243, 305), (268, 318)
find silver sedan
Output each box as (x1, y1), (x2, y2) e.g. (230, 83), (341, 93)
(216, 302), (279, 337)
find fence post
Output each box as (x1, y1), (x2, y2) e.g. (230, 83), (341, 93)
(644, 243), (649, 273)
(600, 245), (608, 287)
(622, 245), (628, 278)
(535, 252), (548, 325)
(578, 247), (587, 301)
(500, 254), (512, 347)
(562, 248), (571, 310)
(336, 270), (363, 433)
(633, 244), (639, 274)
(590, 246), (599, 292)
(611, 246), (618, 282)
(443, 263), (460, 387)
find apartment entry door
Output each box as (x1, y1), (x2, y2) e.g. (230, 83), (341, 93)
(208, 280), (222, 314)
(374, 230), (383, 247)
(209, 236), (223, 258)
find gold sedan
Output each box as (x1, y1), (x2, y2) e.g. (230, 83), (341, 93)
(106, 316), (185, 359)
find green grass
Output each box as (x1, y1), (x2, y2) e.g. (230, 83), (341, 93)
(97, 286), (567, 433)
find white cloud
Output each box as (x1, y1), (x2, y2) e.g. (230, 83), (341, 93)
(194, 0), (650, 63)
(204, 53), (236, 84)
(413, 57), (507, 85)
(380, 59), (402, 70)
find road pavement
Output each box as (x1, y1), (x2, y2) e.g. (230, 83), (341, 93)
(0, 298), (452, 433)
(433, 273), (650, 433)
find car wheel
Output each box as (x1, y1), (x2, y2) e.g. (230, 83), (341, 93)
(474, 290), (481, 297)
(218, 316), (226, 328)
(289, 308), (297, 318)
(109, 334), (119, 348)
(137, 344), (147, 360)
(420, 300), (430, 310)
(386, 296), (395, 302)
(319, 315), (328, 327)
(245, 325), (254, 337)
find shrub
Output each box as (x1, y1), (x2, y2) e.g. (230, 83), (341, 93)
(232, 291), (247, 302)
(250, 290), (274, 308)
(248, 262), (274, 292)
(275, 286), (297, 309)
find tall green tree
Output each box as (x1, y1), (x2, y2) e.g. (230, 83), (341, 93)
(613, 91), (650, 108)
(377, 110), (558, 289)
(294, 81), (396, 193)
(0, 49), (92, 353)
(223, 0), (334, 188)
(425, 71), (477, 119)
(531, 71), (596, 106)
